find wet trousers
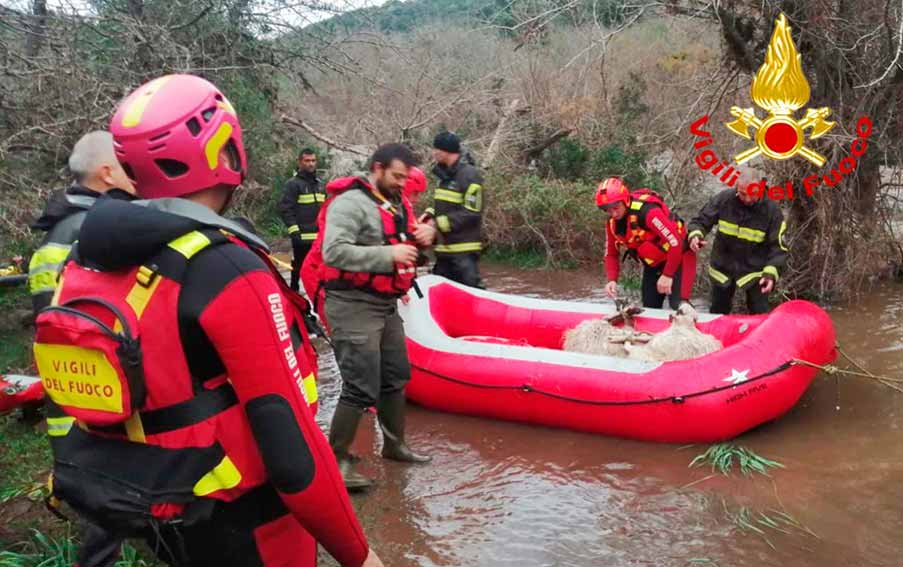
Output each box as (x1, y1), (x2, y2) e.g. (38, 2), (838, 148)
(325, 291), (410, 409)
(433, 253), (484, 289)
(709, 281), (770, 314)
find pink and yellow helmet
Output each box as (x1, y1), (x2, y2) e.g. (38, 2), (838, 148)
(110, 74), (246, 199)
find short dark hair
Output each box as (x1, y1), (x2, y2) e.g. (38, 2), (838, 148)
(298, 148), (317, 159)
(369, 143), (418, 171)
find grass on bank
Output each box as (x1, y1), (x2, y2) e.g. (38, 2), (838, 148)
(0, 415), (51, 508)
(0, 286), (32, 374)
(0, 528), (156, 567)
(0, 416), (161, 566)
(689, 444), (785, 477)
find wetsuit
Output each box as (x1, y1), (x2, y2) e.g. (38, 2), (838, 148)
(40, 198), (369, 567)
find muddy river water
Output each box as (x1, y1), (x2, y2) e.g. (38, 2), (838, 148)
(313, 265), (903, 567)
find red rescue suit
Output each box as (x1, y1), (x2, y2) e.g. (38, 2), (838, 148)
(605, 190), (695, 299)
(34, 200), (368, 567)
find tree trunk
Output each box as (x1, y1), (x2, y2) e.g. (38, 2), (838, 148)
(24, 0), (47, 57)
(521, 128), (573, 163)
(484, 99), (519, 170)
(126, 0), (151, 73)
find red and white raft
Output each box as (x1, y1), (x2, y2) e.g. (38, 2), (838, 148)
(399, 275), (836, 443)
(0, 374), (44, 414)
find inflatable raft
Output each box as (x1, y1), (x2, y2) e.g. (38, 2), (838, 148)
(0, 374), (44, 414)
(400, 275), (836, 443)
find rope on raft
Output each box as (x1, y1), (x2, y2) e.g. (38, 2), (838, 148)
(409, 361), (795, 406)
(411, 343), (902, 405)
(790, 343), (903, 394)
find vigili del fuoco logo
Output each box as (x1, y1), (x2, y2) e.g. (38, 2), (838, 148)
(690, 14), (873, 201)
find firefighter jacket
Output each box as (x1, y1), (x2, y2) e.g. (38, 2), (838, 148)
(278, 171), (325, 242)
(687, 189), (789, 289)
(28, 185), (134, 317)
(428, 155), (484, 255)
(35, 197), (369, 567)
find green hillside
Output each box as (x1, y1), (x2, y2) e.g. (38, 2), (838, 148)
(316, 0), (636, 35)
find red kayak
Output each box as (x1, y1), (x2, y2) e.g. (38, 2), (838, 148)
(400, 275), (836, 443)
(0, 374), (44, 414)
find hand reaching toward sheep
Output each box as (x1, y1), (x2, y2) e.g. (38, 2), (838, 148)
(656, 275), (673, 295)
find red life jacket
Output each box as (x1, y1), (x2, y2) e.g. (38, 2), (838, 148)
(609, 189), (686, 267)
(34, 228), (319, 528)
(318, 177), (417, 298)
(301, 212), (327, 324)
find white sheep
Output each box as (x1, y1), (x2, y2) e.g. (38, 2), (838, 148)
(624, 303), (723, 362)
(562, 317), (631, 357)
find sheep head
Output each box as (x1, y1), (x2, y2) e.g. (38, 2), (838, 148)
(669, 302), (699, 327)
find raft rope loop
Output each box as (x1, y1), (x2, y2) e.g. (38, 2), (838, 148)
(790, 343), (903, 394)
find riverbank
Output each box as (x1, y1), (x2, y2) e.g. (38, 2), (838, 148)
(2, 265), (903, 566)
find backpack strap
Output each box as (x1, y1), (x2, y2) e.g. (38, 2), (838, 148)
(111, 228), (232, 442)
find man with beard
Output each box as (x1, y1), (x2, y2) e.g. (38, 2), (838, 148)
(321, 144), (435, 490)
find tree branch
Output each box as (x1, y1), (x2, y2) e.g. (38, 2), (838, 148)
(281, 114), (368, 156)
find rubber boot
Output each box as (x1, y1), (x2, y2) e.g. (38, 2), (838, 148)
(328, 403), (374, 491)
(376, 392), (432, 463)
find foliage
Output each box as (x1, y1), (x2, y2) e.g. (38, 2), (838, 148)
(319, 0), (639, 35)
(547, 138), (590, 181)
(689, 443), (786, 477)
(482, 174), (603, 268)
(0, 416), (51, 502)
(0, 529), (157, 567)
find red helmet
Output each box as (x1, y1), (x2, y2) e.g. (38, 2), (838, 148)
(595, 177), (629, 209)
(404, 166), (427, 197)
(110, 74), (246, 199)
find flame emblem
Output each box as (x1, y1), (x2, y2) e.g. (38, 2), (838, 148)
(725, 14), (835, 166)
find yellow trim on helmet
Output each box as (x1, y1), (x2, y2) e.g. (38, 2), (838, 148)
(205, 123), (233, 170)
(217, 98), (236, 116)
(121, 76), (174, 128)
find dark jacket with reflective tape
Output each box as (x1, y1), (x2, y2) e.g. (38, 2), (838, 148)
(687, 189), (788, 289)
(278, 171), (325, 241)
(28, 185), (134, 317)
(429, 155), (484, 255)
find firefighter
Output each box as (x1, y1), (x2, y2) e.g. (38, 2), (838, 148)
(321, 145), (435, 490)
(278, 148), (325, 291)
(687, 170), (788, 314)
(598, 177), (696, 309)
(426, 131), (485, 288)
(27, 131), (136, 567)
(28, 130), (135, 567)
(28, 131), (135, 317)
(33, 75), (382, 567)
(301, 166), (428, 329)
